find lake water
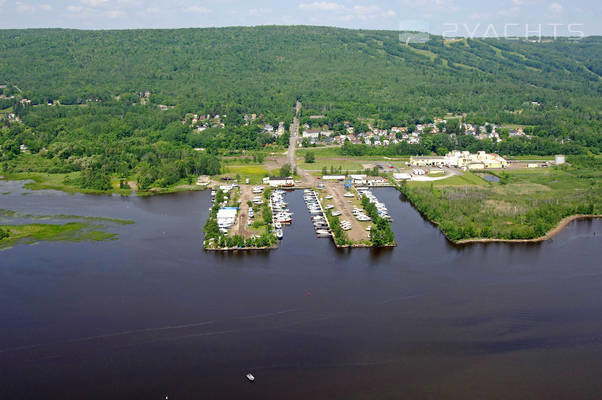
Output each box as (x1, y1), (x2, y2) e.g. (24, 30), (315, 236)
(1, 181), (602, 399)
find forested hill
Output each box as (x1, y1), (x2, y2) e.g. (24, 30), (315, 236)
(0, 26), (600, 123)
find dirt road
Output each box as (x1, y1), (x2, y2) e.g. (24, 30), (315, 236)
(230, 185), (253, 237)
(323, 181), (370, 242)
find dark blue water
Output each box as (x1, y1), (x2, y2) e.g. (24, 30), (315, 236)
(1, 181), (601, 399)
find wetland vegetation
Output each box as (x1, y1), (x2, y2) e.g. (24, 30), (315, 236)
(398, 156), (602, 242)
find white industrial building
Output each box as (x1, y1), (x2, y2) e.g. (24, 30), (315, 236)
(410, 151), (508, 169)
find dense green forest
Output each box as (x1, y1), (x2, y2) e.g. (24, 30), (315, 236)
(0, 26), (600, 191)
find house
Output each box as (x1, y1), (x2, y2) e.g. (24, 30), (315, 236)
(276, 122), (285, 136)
(262, 176), (294, 187)
(302, 129), (321, 139)
(335, 135), (347, 144)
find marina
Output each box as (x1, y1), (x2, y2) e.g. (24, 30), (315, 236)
(304, 189), (332, 238)
(270, 189), (294, 239)
(204, 178), (398, 250)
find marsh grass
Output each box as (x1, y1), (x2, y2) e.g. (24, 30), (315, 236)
(0, 222), (118, 250)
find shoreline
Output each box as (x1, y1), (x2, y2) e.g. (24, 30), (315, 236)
(392, 184), (601, 245)
(334, 242), (397, 248)
(454, 215), (602, 244)
(0, 174), (206, 197)
(204, 245), (278, 251)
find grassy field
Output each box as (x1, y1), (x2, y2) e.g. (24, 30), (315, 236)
(409, 171), (488, 187)
(299, 159), (370, 172)
(297, 146), (409, 161)
(297, 147), (344, 158)
(399, 160), (601, 241)
(221, 165), (270, 184)
(0, 222), (118, 250)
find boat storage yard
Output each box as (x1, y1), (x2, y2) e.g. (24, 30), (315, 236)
(206, 177), (395, 249)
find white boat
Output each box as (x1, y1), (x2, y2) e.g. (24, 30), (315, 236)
(325, 195), (333, 200)
(331, 211), (342, 216)
(343, 192), (354, 197)
(211, 190), (216, 196)
(276, 229), (283, 239)
(274, 222), (282, 229)
(316, 230), (331, 237)
(246, 373), (255, 382)
(325, 205), (334, 210)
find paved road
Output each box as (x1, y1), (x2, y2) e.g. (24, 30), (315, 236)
(287, 101), (301, 169)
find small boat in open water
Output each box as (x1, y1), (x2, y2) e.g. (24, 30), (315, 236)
(246, 373), (255, 382)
